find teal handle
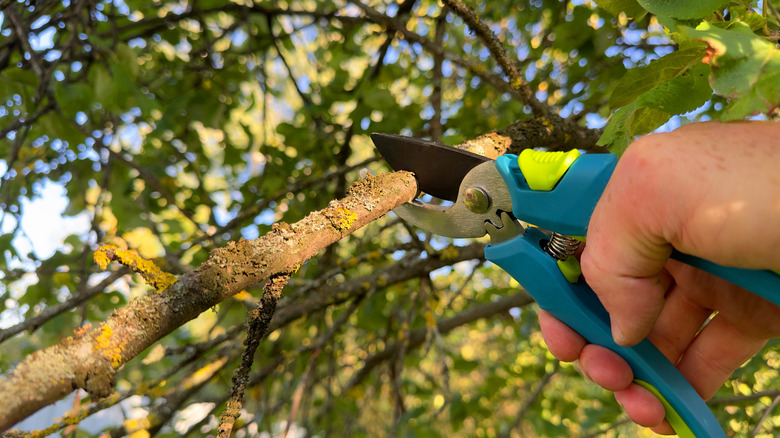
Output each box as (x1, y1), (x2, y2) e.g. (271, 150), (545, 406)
(491, 152), (780, 437)
(486, 227), (725, 437)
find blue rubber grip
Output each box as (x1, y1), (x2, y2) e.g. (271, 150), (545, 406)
(494, 154), (780, 307)
(485, 229), (727, 438)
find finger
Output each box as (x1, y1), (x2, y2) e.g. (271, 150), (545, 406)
(538, 309), (586, 362)
(613, 383), (666, 428)
(644, 262), (713, 362)
(578, 344), (633, 391)
(677, 314), (769, 400)
(650, 419), (676, 436)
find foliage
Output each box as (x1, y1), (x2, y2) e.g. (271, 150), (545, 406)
(0, 0), (779, 437)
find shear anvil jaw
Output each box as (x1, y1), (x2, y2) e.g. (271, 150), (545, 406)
(392, 161), (515, 240)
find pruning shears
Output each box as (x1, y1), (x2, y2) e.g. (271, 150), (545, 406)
(370, 133), (780, 438)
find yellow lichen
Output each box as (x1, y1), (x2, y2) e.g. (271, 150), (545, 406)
(95, 324), (113, 349)
(26, 405), (92, 437)
(366, 250), (383, 261)
(438, 246), (460, 261)
(94, 244), (177, 293)
(95, 324), (124, 369)
(424, 310), (436, 328)
(123, 417), (152, 433)
(334, 208), (358, 231)
(94, 246), (111, 270)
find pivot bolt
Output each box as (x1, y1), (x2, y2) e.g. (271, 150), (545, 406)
(464, 187), (490, 213)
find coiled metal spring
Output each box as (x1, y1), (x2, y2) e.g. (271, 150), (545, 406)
(544, 232), (581, 260)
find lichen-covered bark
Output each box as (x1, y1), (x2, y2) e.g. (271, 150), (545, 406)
(497, 116), (605, 153)
(0, 171), (417, 431)
(454, 117), (606, 158)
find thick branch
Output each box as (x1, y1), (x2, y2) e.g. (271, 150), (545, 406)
(454, 116), (605, 156)
(0, 171), (417, 431)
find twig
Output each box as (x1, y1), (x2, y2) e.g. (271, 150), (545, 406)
(196, 157), (380, 248)
(430, 6), (448, 142)
(499, 359), (560, 438)
(709, 390), (780, 405)
(218, 272), (291, 438)
(441, 0), (545, 117)
(342, 290), (533, 392)
(0, 269), (127, 344)
(101, 146), (207, 237)
(4, 6), (44, 77)
(281, 348), (320, 438)
(348, 0), (520, 98)
(751, 394), (780, 437)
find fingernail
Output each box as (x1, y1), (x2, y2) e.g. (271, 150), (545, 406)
(611, 319), (628, 346)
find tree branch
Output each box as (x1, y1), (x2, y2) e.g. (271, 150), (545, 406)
(0, 269), (128, 344)
(343, 290), (533, 391)
(350, 0), (602, 152)
(0, 170), (417, 431)
(441, 0), (545, 117)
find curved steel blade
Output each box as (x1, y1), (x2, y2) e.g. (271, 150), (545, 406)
(370, 133), (490, 201)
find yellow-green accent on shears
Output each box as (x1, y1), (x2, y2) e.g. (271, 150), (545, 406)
(518, 149), (582, 191)
(634, 380), (696, 438)
(557, 257), (582, 283)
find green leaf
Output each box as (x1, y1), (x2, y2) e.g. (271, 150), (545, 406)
(635, 63), (712, 114)
(553, 7), (595, 52)
(598, 103), (672, 154)
(0, 68), (40, 99)
(452, 356), (480, 372)
(686, 22), (780, 120)
(89, 62), (139, 113)
(0, 234), (19, 269)
(727, 6), (767, 32)
(54, 83), (93, 118)
(91, 64), (114, 104)
(40, 112), (85, 146)
(598, 106), (632, 153)
(628, 106), (671, 135)
(594, 0), (646, 18)
(637, 0), (728, 19)
(609, 47), (706, 109)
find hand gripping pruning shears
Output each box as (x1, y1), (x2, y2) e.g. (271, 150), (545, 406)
(370, 133), (780, 438)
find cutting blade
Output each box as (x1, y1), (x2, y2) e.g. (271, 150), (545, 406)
(370, 133), (490, 201)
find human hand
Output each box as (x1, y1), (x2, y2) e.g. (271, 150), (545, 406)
(538, 121), (780, 434)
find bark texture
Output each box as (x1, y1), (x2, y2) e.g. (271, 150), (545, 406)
(0, 171), (417, 431)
